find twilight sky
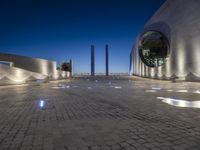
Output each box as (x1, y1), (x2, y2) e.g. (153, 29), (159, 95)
(0, 0), (165, 73)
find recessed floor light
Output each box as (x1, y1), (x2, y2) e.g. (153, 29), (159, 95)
(167, 90), (174, 92)
(152, 87), (161, 90)
(157, 97), (200, 108)
(146, 90), (157, 92)
(52, 86), (65, 89)
(193, 90), (200, 94)
(176, 90), (188, 93)
(114, 86), (122, 89)
(39, 100), (45, 108)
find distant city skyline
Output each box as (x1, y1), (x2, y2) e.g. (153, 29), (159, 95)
(0, 0), (165, 73)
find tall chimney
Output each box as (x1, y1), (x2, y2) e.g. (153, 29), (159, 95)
(105, 44), (109, 76)
(91, 45), (95, 76)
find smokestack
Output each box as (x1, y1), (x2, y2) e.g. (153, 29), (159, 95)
(91, 45), (95, 76)
(105, 44), (109, 76)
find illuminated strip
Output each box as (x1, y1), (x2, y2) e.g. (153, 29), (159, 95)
(152, 87), (162, 90)
(167, 90), (174, 92)
(157, 97), (200, 108)
(193, 90), (200, 94)
(176, 90), (188, 93)
(114, 86), (122, 89)
(146, 90), (157, 92)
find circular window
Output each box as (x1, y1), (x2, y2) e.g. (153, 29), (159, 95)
(139, 31), (169, 67)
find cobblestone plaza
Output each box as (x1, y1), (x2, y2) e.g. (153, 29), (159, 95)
(0, 77), (200, 150)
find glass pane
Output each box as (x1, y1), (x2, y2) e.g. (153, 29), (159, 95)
(139, 31), (169, 67)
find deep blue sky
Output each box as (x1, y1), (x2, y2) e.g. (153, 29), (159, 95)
(0, 0), (165, 73)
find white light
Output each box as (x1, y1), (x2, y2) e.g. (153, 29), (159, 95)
(193, 90), (200, 94)
(52, 70), (60, 79)
(10, 69), (27, 82)
(52, 85), (65, 89)
(191, 39), (200, 75)
(11, 78), (26, 82)
(166, 59), (172, 77)
(176, 39), (187, 77)
(52, 87), (60, 89)
(150, 68), (155, 77)
(176, 90), (188, 93)
(152, 87), (161, 90)
(65, 85), (70, 88)
(167, 90), (174, 92)
(157, 97), (165, 100)
(114, 86), (122, 89)
(52, 84), (71, 89)
(146, 90), (157, 92)
(88, 87), (92, 89)
(157, 97), (200, 108)
(39, 100), (45, 108)
(158, 66), (162, 77)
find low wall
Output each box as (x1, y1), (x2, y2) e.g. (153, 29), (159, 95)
(0, 64), (70, 85)
(0, 53), (71, 85)
(0, 53), (57, 77)
(0, 64), (48, 85)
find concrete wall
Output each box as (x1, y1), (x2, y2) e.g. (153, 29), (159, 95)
(0, 53), (70, 85)
(131, 0), (200, 81)
(0, 64), (48, 85)
(0, 53), (57, 77)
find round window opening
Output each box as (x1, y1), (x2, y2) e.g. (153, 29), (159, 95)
(139, 31), (169, 67)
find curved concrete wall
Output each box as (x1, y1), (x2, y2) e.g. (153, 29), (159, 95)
(0, 64), (48, 85)
(0, 53), (57, 77)
(0, 53), (70, 85)
(131, 0), (200, 81)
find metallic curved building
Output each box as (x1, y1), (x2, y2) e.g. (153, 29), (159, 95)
(0, 52), (70, 85)
(130, 0), (200, 81)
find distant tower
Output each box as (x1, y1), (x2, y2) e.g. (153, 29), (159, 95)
(91, 45), (95, 76)
(129, 51), (133, 76)
(105, 44), (109, 76)
(70, 59), (73, 77)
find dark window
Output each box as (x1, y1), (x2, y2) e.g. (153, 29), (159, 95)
(61, 62), (71, 72)
(139, 31), (169, 67)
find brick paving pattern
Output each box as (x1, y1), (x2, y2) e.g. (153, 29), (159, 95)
(0, 77), (200, 150)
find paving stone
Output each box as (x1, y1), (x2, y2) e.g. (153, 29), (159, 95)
(101, 145), (111, 150)
(119, 142), (130, 147)
(124, 146), (136, 150)
(68, 146), (78, 150)
(111, 144), (121, 150)
(0, 78), (199, 150)
(90, 146), (101, 150)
